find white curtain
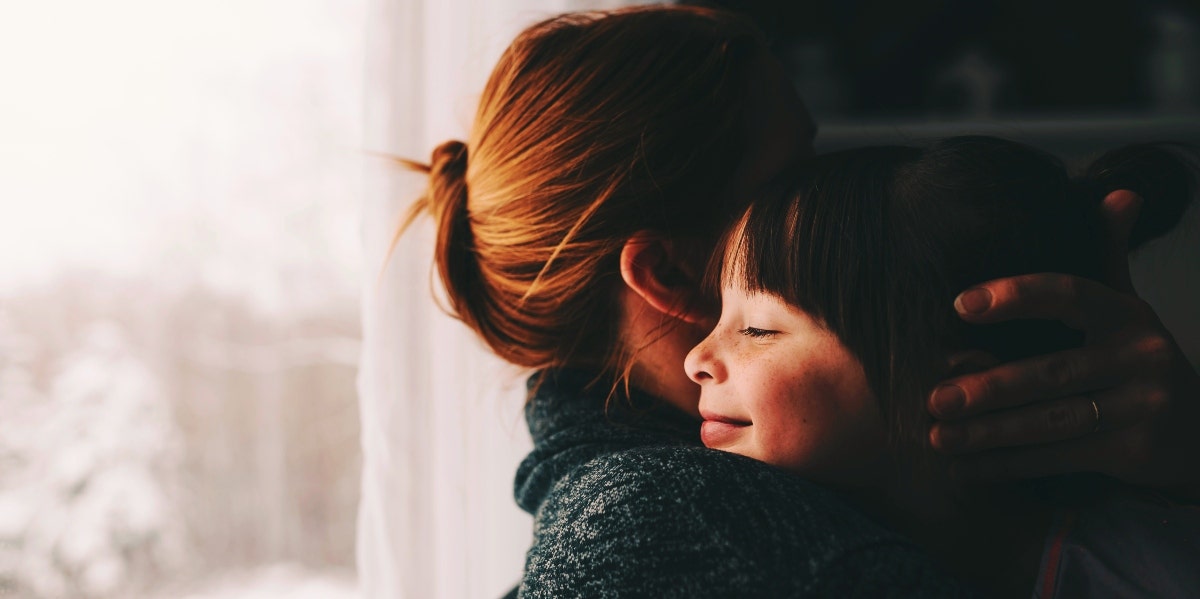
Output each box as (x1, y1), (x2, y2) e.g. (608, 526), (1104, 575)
(357, 1), (642, 598)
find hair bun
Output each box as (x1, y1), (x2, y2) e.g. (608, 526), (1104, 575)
(431, 140), (468, 179)
(1083, 143), (1199, 251)
(425, 139), (471, 226)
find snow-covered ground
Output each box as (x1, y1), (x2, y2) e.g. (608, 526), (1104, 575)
(0, 1), (366, 597)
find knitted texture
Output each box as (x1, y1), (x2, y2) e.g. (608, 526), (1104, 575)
(512, 369), (973, 598)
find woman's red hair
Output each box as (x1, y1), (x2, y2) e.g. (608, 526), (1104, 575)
(397, 6), (764, 390)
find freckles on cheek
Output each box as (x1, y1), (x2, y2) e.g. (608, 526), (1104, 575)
(754, 416), (821, 472)
(734, 338), (758, 362)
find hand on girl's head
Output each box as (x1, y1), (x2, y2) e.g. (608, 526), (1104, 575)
(926, 183), (1200, 495)
(930, 271), (1200, 493)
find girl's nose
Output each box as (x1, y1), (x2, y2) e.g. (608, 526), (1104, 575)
(684, 334), (723, 384)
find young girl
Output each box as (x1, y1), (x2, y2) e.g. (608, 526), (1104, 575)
(686, 136), (1200, 598)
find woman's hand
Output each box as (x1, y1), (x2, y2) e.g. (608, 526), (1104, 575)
(927, 190), (1200, 497)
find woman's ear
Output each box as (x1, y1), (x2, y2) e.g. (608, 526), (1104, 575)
(619, 230), (709, 324)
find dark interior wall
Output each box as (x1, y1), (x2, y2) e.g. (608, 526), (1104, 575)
(681, 0), (1200, 368)
(682, 0), (1200, 121)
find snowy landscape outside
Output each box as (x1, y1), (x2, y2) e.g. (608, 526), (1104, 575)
(1, 1), (366, 597)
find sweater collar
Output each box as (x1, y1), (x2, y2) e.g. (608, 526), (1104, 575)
(513, 368), (700, 514)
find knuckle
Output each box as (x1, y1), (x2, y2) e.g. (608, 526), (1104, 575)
(1041, 355), (1076, 389)
(1044, 403), (1083, 437)
(968, 421), (993, 449)
(1060, 275), (1083, 306)
(1136, 334), (1174, 365)
(970, 375), (999, 409)
(1142, 387), (1170, 416)
(999, 278), (1025, 303)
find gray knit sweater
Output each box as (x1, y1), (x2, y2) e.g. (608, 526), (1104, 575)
(510, 369), (974, 598)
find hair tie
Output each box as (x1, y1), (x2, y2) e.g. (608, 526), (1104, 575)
(428, 140), (475, 254)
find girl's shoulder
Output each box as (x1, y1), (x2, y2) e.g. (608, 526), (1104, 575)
(1034, 488), (1200, 599)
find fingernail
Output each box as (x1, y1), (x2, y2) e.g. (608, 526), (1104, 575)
(955, 288), (992, 315)
(933, 425), (965, 451)
(1108, 189), (1143, 212)
(931, 385), (965, 417)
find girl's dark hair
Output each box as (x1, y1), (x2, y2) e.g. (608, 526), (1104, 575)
(723, 136), (1197, 454)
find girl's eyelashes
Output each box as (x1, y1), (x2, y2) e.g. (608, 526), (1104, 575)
(737, 327), (779, 339)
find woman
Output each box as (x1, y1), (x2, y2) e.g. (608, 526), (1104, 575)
(397, 5), (1200, 595)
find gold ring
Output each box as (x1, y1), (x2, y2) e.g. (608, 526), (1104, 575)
(1090, 399), (1102, 433)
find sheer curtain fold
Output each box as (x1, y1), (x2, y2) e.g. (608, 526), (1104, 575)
(358, 1), (639, 597)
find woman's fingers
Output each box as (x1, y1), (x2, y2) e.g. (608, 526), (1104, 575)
(929, 268), (1200, 492)
(1097, 189), (1143, 293)
(953, 272), (1141, 333)
(928, 345), (1131, 420)
(929, 387), (1145, 454)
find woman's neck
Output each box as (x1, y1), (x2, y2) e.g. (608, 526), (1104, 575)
(619, 288), (707, 419)
(846, 466), (1056, 598)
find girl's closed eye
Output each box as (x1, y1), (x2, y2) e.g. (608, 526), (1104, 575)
(738, 327), (779, 339)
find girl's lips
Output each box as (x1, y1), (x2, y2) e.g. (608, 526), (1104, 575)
(700, 418), (749, 448)
(698, 409), (750, 426)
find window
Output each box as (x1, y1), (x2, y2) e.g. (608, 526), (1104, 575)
(1, 2), (364, 597)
